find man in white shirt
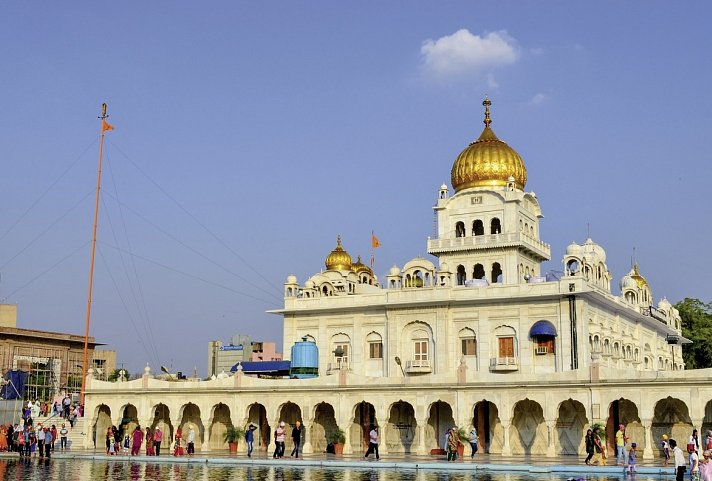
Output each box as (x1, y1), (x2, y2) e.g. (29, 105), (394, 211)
(187, 426), (196, 457)
(37, 423), (46, 457)
(364, 425), (380, 460)
(671, 439), (687, 481)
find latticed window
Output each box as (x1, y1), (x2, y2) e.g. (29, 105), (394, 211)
(414, 340), (428, 361)
(369, 342), (383, 359)
(461, 338), (477, 356)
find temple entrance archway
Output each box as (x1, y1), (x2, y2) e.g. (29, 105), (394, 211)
(386, 401), (417, 454)
(246, 403), (269, 450)
(556, 399), (588, 455)
(208, 403), (232, 450)
(652, 397), (692, 445)
(178, 403), (205, 446)
(608, 399), (642, 456)
(511, 399), (546, 455)
(473, 400), (502, 453)
(92, 404), (112, 450)
(426, 401), (454, 452)
(118, 404), (139, 439)
(150, 403), (173, 443)
(350, 401), (376, 454)
(311, 402), (338, 453)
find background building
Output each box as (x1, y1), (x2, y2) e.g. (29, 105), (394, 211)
(207, 334), (281, 377)
(0, 304), (116, 400)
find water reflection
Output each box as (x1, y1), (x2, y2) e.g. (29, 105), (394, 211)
(0, 458), (653, 481)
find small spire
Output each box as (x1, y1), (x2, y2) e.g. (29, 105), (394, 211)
(483, 96), (492, 127)
(336, 234), (342, 247)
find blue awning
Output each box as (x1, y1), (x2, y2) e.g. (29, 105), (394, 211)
(530, 320), (557, 337)
(230, 360), (291, 374)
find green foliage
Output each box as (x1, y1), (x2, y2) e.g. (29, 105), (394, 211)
(457, 427), (469, 442)
(591, 422), (606, 437)
(108, 368), (127, 382)
(331, 427), (346, 444)
(676, 298), (712, 369)
(223, 425), (245, 444)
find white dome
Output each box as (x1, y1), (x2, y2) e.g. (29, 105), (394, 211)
(286, 274), (298, 284)
(620, 272), (637, 291)
(389, 265), (401, 276)
(658, 297), (672, 310)
(582, 238), (607, 263)
(403, 257), (435, 272)
(305, 280), (315, 289)
(566, 241), (583, 256)
(440, 184), (448, 190)
(440, 262), (450, 272)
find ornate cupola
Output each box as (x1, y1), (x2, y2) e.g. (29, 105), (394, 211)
(325, 235), (353, 271)
(450, 97), (527, 192)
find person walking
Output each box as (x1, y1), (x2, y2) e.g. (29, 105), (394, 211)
(290, 421), (303, 458)
(364, 425), (379, 460)
(626, 442), (637, 475)
(616, 424), (628, 465)
(43, 428), (53, 459)
(37, 424), (45, 458)
(273, 422), (286, 458)
(446, 428), (460, 462)
(468, 427), (478, 458)
(672, 439), (686, 481)
(59, 424), (68, 451)
(154, 427), (163, 456)
(131, 426), (143, 456)
(584, 429), (594, 465)
(691, 429), (701, 453)
(245, 424), (256, 458)
(690, 442), (701, 481)
(186, 426), (196, 457)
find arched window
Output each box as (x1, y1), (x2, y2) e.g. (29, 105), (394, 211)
(491, 262), (502, 283)
(331, 333), (351, 370)
(473, 220), (484, 236)
(490, 218), (501, 234)
(366, 332), (383, 360)
(455, 222), (466, 238)
(456, 265), (466, 286)
(473, 264), (485, 280)
(459, 328), (477, 356)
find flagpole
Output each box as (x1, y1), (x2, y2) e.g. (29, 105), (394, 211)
(80, 103), (109, 406)
(370, 231), (375, 270)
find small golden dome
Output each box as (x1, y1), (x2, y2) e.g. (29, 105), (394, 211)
(352, 256), (373, 275)
(451, 98), (527, 192)
(325, 235), (353, 271)
(630, 264), (649, 289)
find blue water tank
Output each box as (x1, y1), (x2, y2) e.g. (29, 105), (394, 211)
(289, 337), (319, 379)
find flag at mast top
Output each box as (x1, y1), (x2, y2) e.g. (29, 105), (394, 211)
(101, 103), (114, 131)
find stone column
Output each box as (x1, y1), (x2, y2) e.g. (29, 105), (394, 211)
(642, 419), (653, 460)
(501, 421), (512, 456)
(301, 406), (315, 454)
(545, 419), (557, 457)
(200, 417), (210, 452)
(375, 404), (389, 455)
(415, 416), (427, 455)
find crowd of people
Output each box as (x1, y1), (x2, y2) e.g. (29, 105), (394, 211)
(103, 424), (198, 458)
(582, 423), (712, 480)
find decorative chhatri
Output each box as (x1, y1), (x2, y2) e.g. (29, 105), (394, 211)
(325, 235), (353, 271)
(451, 98), (527, 192)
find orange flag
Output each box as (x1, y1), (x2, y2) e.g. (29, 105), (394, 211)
(371, 233), (381, 249)
(102, 119), (114, 132)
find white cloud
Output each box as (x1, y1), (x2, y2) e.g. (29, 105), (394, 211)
(420, 29), (520, 80)
(530, 93), (547, 105)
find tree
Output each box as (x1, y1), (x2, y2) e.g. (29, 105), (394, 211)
(675, 298), (712, 369)
(108, 368), (129, 382)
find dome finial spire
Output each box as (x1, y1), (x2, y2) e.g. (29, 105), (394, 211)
(483, 96), (492, 127)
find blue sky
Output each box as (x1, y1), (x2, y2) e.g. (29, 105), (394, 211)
(1, 2), (710, 375)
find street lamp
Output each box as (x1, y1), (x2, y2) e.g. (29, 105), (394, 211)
(395, 356), (405, 377)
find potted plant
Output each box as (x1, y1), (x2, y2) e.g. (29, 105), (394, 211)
(456, 427), (469, 458)
(331, 427), (346, 455)
(223, 425), (245, 454)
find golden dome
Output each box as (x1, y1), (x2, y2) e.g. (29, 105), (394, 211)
(630, 264), (649, 289)
(352, 256), (373, 275)
(451, 98), (527, 192)
(325, 235), (353, 271)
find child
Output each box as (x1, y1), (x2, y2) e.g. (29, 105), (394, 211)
(690, 443), (701, 481)
(663, 434), (670, 467)
(123, 434), (130, 456)
(627, 442), (637, 474)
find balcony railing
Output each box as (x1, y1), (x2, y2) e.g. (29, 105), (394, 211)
(427, 232), (551, 260)
(327, 360), (350, 373)
(405, 359), (432, 373)
(489, 356), (519, 372)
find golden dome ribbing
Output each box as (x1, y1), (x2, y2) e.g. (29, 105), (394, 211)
(325, 235), (353, 271)
(451, 98), (527, 192)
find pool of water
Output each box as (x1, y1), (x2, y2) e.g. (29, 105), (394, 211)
(0, 458), (653, 481)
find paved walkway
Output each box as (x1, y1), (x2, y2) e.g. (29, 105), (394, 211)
(0, 449), (678, 476)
